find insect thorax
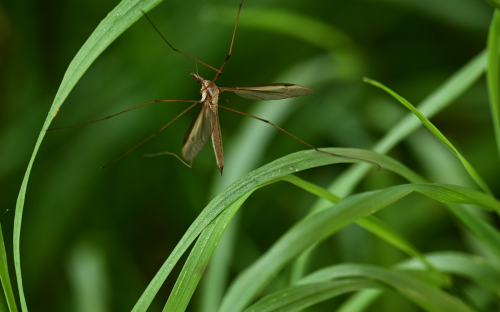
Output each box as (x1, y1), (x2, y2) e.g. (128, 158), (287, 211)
(200, 80), (219, 107)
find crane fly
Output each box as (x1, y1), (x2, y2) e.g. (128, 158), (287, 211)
(48, 0), (379, 174)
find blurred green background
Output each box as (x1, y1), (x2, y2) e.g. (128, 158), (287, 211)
(0, 0), (498, 311)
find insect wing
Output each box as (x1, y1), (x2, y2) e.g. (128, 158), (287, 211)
(182, 102), (212, 161)
(220, 83), (312, 101)
(209, 106), (224, 173)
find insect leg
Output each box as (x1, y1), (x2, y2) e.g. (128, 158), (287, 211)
(141, 10), (220, 73)
(101, 101), (200, 168)
(218, 105), (381, 170)
(47, 100), (200, 131)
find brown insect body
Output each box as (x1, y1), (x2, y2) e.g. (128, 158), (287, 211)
(183, 73), (224, 174)
(182, 73), (315, 175)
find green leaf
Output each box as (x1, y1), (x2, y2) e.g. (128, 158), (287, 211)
(322, 49), (486, 199)
(336, 289), (383, 312)
(131, 148), (409, 312)
(363, 77), (492, 195)
(219, 183), (492, 312)
(297, 264), (475, 312)
(398, 251), (500, 297)
(161, 192), (253, 312)
(0, 222), (18, 312)
(242, 279), (378, 312)
(13, 1), (165, 310)
(280, 176), (436, 271)
(280, 175), (342, 205)
(487, 10), (500, 161)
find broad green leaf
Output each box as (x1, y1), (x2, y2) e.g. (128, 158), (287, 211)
(0, 222), (18, 312)
(297, 264), (475, 312)
(131, 148), (410, 312)
(219, 183), (494, 312)
(243, 279), (378, 312)
(487, 10), (500, 161)
(364, 77), (492, 195)
(13, 0), (164, 310)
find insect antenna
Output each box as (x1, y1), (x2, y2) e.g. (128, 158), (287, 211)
(101, 101), (200, 168)
(141, 10), (220, 73)
(218, 105), (381, 170)
(46, 100), (200, 131)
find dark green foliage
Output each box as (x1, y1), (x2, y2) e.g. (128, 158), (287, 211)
(0, 0), (499, 311)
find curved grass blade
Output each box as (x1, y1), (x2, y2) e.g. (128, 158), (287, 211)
(14, 1), (164, 310)
(162, 192), (253, 312)
(280, 175), (342, 204)
(219, 183), (494, 312)
(323, 49), (486, 200)
(487, 10), (500, 161)
(363, 77), (492, 195)
(131, 148), (420, 312)
(336, 289), (383, 312)
(242, 279), (379, 312)
(0, 222), (18, 312)
(281, 175), (437, 271)
(398, 251), (500, 297)
(296, 264), (475, 312)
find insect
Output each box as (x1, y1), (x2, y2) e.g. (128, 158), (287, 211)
(49, 0), (379, 174)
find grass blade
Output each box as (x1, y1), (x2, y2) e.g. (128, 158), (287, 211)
(487, 10), (500, 161)
(398, 251), (500, 297)
(219, 183), (493, 312)
(336, 289), (383, 312)
(280, 175), (342, 204)
(364, 77), (492, 195)
(324, 49), (486, 199)
(0, 222), (18, 312)
(297, 264), (475, 312)
(131, 148), (408, 312)
(162, 192), (253, 312)
(242, 279), (378, 312)
(281, 176), (437, 271)
(13, 1), (164, 310)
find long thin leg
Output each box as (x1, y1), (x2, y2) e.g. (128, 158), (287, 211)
(101, 101), (200, 168)
(141, 11), (220, 73)
(47, 100), (200, 131)
(143, 108), (201, 169)
(144, 152), (194, 168)
(202, 0), (244, 92)
(218, 105), (381, 169)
